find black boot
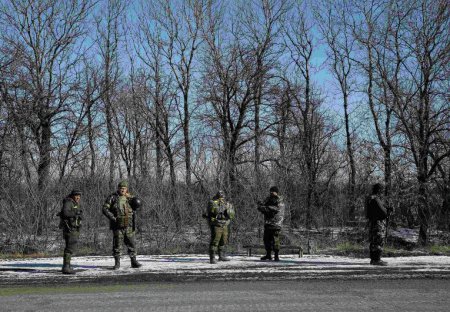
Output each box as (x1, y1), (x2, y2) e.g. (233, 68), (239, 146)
(113, 256), (120, 270)
(218, 249), (230, 261)
(260, 250), (272, 261)
(209, 250), (217, 264)
(371, 259), (387, 266)
(62, 254), (75, 275)
(130, 256), (142, 268)
(274, 250), (280, 262)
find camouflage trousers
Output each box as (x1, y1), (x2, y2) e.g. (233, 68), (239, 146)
(368, 220), (385, 261)
(112, 227), (137, 257)
(263, 226), (281, 252)
(209, 225), (229, 253)
(63, 229), (80, 257)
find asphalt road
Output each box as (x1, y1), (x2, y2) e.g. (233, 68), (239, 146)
(1, 279), (449, 312)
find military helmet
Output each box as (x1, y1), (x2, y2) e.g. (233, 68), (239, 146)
(129, 197), (142, 211)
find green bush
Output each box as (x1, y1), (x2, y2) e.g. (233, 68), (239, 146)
(429, 245), (450, 255)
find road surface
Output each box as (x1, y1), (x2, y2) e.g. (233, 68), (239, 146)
(1, 279), (449, 311)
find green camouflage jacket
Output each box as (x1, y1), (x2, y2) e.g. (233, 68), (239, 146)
(102, 192), (136, 230)
(257, 195), (285, 230)
(207, 198), (235, 227)
(59, 197), (82, 231)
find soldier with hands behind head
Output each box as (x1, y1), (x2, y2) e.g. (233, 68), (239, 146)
(102, 181), (142, 269)
(58, 189), (83, 274)
(257, 186), (285, 261)
(365, 183), (392, 266)
(205, 190), (235, 264)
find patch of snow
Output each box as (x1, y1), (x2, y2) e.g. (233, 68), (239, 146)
(1, 254), (449, 283)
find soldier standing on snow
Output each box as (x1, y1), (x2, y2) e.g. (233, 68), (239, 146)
(257, 186), (285, 261)
(205, 190), (235, 264)
(365, 183), (392, 266)
(58, 189), (83, 274)
(102, 181), (142, 269)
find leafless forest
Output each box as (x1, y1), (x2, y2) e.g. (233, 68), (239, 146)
(0, 0), (448, 254)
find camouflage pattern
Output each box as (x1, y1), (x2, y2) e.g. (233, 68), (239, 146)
(113, 226), (137, 257)
(102, 193), (136, 231)
(206, 198), (235, 227)
(60, 197), (82, 258)
(263, 227), (281, 252)
(103, 192), (138, 256)
(369, 220), (385, 261)
(366, 192), (388, 263)
(209, 224), (229, 253)
(206, 197), (235, 254)
(258, 194), (285, 255)
(257, 194), (285, 230)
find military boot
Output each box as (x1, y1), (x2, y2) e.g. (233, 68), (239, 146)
(130, 256), (142, 268)
(370, 259), (387, 266)
(218, 249), (230, 261)
(62, 254), (75, 275)
(260, 251), (272, 261)
(274, 250), (280, 262)
(209, 250), (217, 264)
(113, 256), (120, 270)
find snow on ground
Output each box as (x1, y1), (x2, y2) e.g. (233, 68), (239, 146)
(1, 254), (450, 284)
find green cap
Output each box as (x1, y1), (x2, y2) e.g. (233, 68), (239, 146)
(118, 180), (128, 188)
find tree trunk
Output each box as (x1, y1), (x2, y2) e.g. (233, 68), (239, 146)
(343, 93), (356, 221)
(417, 174), (430, 245)
(87, 102), (96, 177)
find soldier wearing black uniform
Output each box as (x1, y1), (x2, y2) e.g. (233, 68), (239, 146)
(366, 183), (392, 266)
(58, 189), (83, 274)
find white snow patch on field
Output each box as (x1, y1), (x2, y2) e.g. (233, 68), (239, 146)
(1, 254), (449, 282)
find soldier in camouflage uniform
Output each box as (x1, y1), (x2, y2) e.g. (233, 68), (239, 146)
(365, 183), (392, 266)
(102, 181), (142, 269)
(206, 190), (235, 264)
(59, 189), (83, 274)
(257, 186), (285, 261)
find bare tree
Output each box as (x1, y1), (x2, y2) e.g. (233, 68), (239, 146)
(134, 12), (181, 187)
(0, 0), (92, 234)
(388, 0), (449, 244)
(0, 0), (91, 190)
(314, 0), (358, 221)
(143, 0), (209, 188)
(282, 3), (337, 228)
(349, 0), (399, 205)
(237, 0), (289, 189)
(200, 4), (257, 193)
(95, 0), (126, 188)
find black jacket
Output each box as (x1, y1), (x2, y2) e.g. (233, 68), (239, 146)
(366, 195), (387, 221)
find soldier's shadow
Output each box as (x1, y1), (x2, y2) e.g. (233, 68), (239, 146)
(140, 257), (208, 263)
(0, 262), (111, 273)
(239, 258), (359, 266)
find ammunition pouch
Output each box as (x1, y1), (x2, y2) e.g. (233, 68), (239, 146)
(216, 212), (225, 220)
(117, 215), (129, 229)
(68, 217), (82, 229)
